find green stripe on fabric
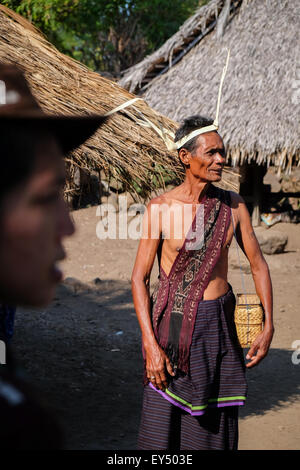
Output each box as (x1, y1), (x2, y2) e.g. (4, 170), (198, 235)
(165, 388), (246, 410)
(165, 389), (207, 410)
(208, 396), (246, 403)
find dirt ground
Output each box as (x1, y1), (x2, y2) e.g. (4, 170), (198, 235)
(14, 206), (300, 450)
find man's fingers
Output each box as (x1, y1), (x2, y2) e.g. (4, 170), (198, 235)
(154, 375), (163, 390)
(147, 369), (167, 390)
(165, 358), (175, 377)
(246, 352), (264, 368)
(246, 343), (258, 360)
(246, 357), (259, 368)
(147, 368), (157, 383)
(157, 370), (168, 390)
(147, 353), (176, 390)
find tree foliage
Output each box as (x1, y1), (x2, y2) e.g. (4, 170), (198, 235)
(2, 0), (208, 74)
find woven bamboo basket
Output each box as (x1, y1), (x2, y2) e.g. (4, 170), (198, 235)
(234, 294), (264, 348)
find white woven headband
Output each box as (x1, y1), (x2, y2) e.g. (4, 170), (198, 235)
(105, 49), (230, 152)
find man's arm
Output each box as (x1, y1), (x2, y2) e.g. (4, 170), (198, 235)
(131, 200), (174, 390)
(231, 192), (274, 368)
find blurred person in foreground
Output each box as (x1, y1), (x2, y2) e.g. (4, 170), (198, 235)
(0, 63), (107, 449)
(132, 115), (274, 450)
(0, 304), (16, 343)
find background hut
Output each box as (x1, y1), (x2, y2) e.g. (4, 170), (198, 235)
(120, 0), (300, 225)
(0, 5), (183, 207)
(0, 6), (176, 207)
(0, 5), (238, 208)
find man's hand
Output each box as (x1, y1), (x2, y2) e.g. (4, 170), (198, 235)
(245, 327), (274, 368)
(145, 343), (175, 390)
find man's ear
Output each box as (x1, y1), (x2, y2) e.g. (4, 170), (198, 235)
(178, 148), (191, 167)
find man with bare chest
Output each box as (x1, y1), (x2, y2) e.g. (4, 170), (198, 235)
(131, 115), (274, 450)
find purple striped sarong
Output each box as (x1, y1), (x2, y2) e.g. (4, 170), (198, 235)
(138, 285), (247, 450)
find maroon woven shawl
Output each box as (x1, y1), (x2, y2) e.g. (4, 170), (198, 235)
(149, 185), (231, 377)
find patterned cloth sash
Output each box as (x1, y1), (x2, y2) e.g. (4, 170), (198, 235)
(149, 184), (231, 376)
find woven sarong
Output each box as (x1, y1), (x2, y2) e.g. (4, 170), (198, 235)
(138, 387), (239, 450)
(150, 285), (247, 413)
(138, 286), (247, 450)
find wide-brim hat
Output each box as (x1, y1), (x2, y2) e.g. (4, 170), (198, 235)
(0, 63), (108, 154)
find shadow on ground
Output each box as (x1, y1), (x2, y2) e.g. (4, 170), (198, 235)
(12, 280), (300, 449)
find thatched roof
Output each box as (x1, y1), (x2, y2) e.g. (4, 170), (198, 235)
(0, 5), (181, 200)
(0, 5), (238, 200)
(120, 0), (300, 173)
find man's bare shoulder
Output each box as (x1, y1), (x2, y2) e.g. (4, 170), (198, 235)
(228, 190), (253, 229)
(228, 190), (246, 208)
(147, 186), (182, 208)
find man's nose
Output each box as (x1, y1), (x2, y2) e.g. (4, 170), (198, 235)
(214, 152), (226, 164)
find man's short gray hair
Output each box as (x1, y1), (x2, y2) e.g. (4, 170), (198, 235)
(175, 115), (215, 155)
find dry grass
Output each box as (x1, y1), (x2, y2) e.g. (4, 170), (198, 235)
(121, 0), (300, 174)
(0, 5), (239, 200)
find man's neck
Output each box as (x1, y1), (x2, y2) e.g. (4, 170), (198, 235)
(181, 175), (211, 203)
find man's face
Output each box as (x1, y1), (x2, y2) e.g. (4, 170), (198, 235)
(181, 131), (226, 182)
(0, 136), (75, 307)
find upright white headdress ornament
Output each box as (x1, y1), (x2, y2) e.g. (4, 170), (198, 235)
(105, 49), (230, 152)
(174, 49), (230, 150)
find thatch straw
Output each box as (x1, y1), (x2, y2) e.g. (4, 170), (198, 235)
(120, 0), (234, 93)
(0, 5), (239, 199)
(120, 0), (300, 174)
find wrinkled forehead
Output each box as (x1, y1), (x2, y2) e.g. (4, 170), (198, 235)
(196, 131), (224, 151)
